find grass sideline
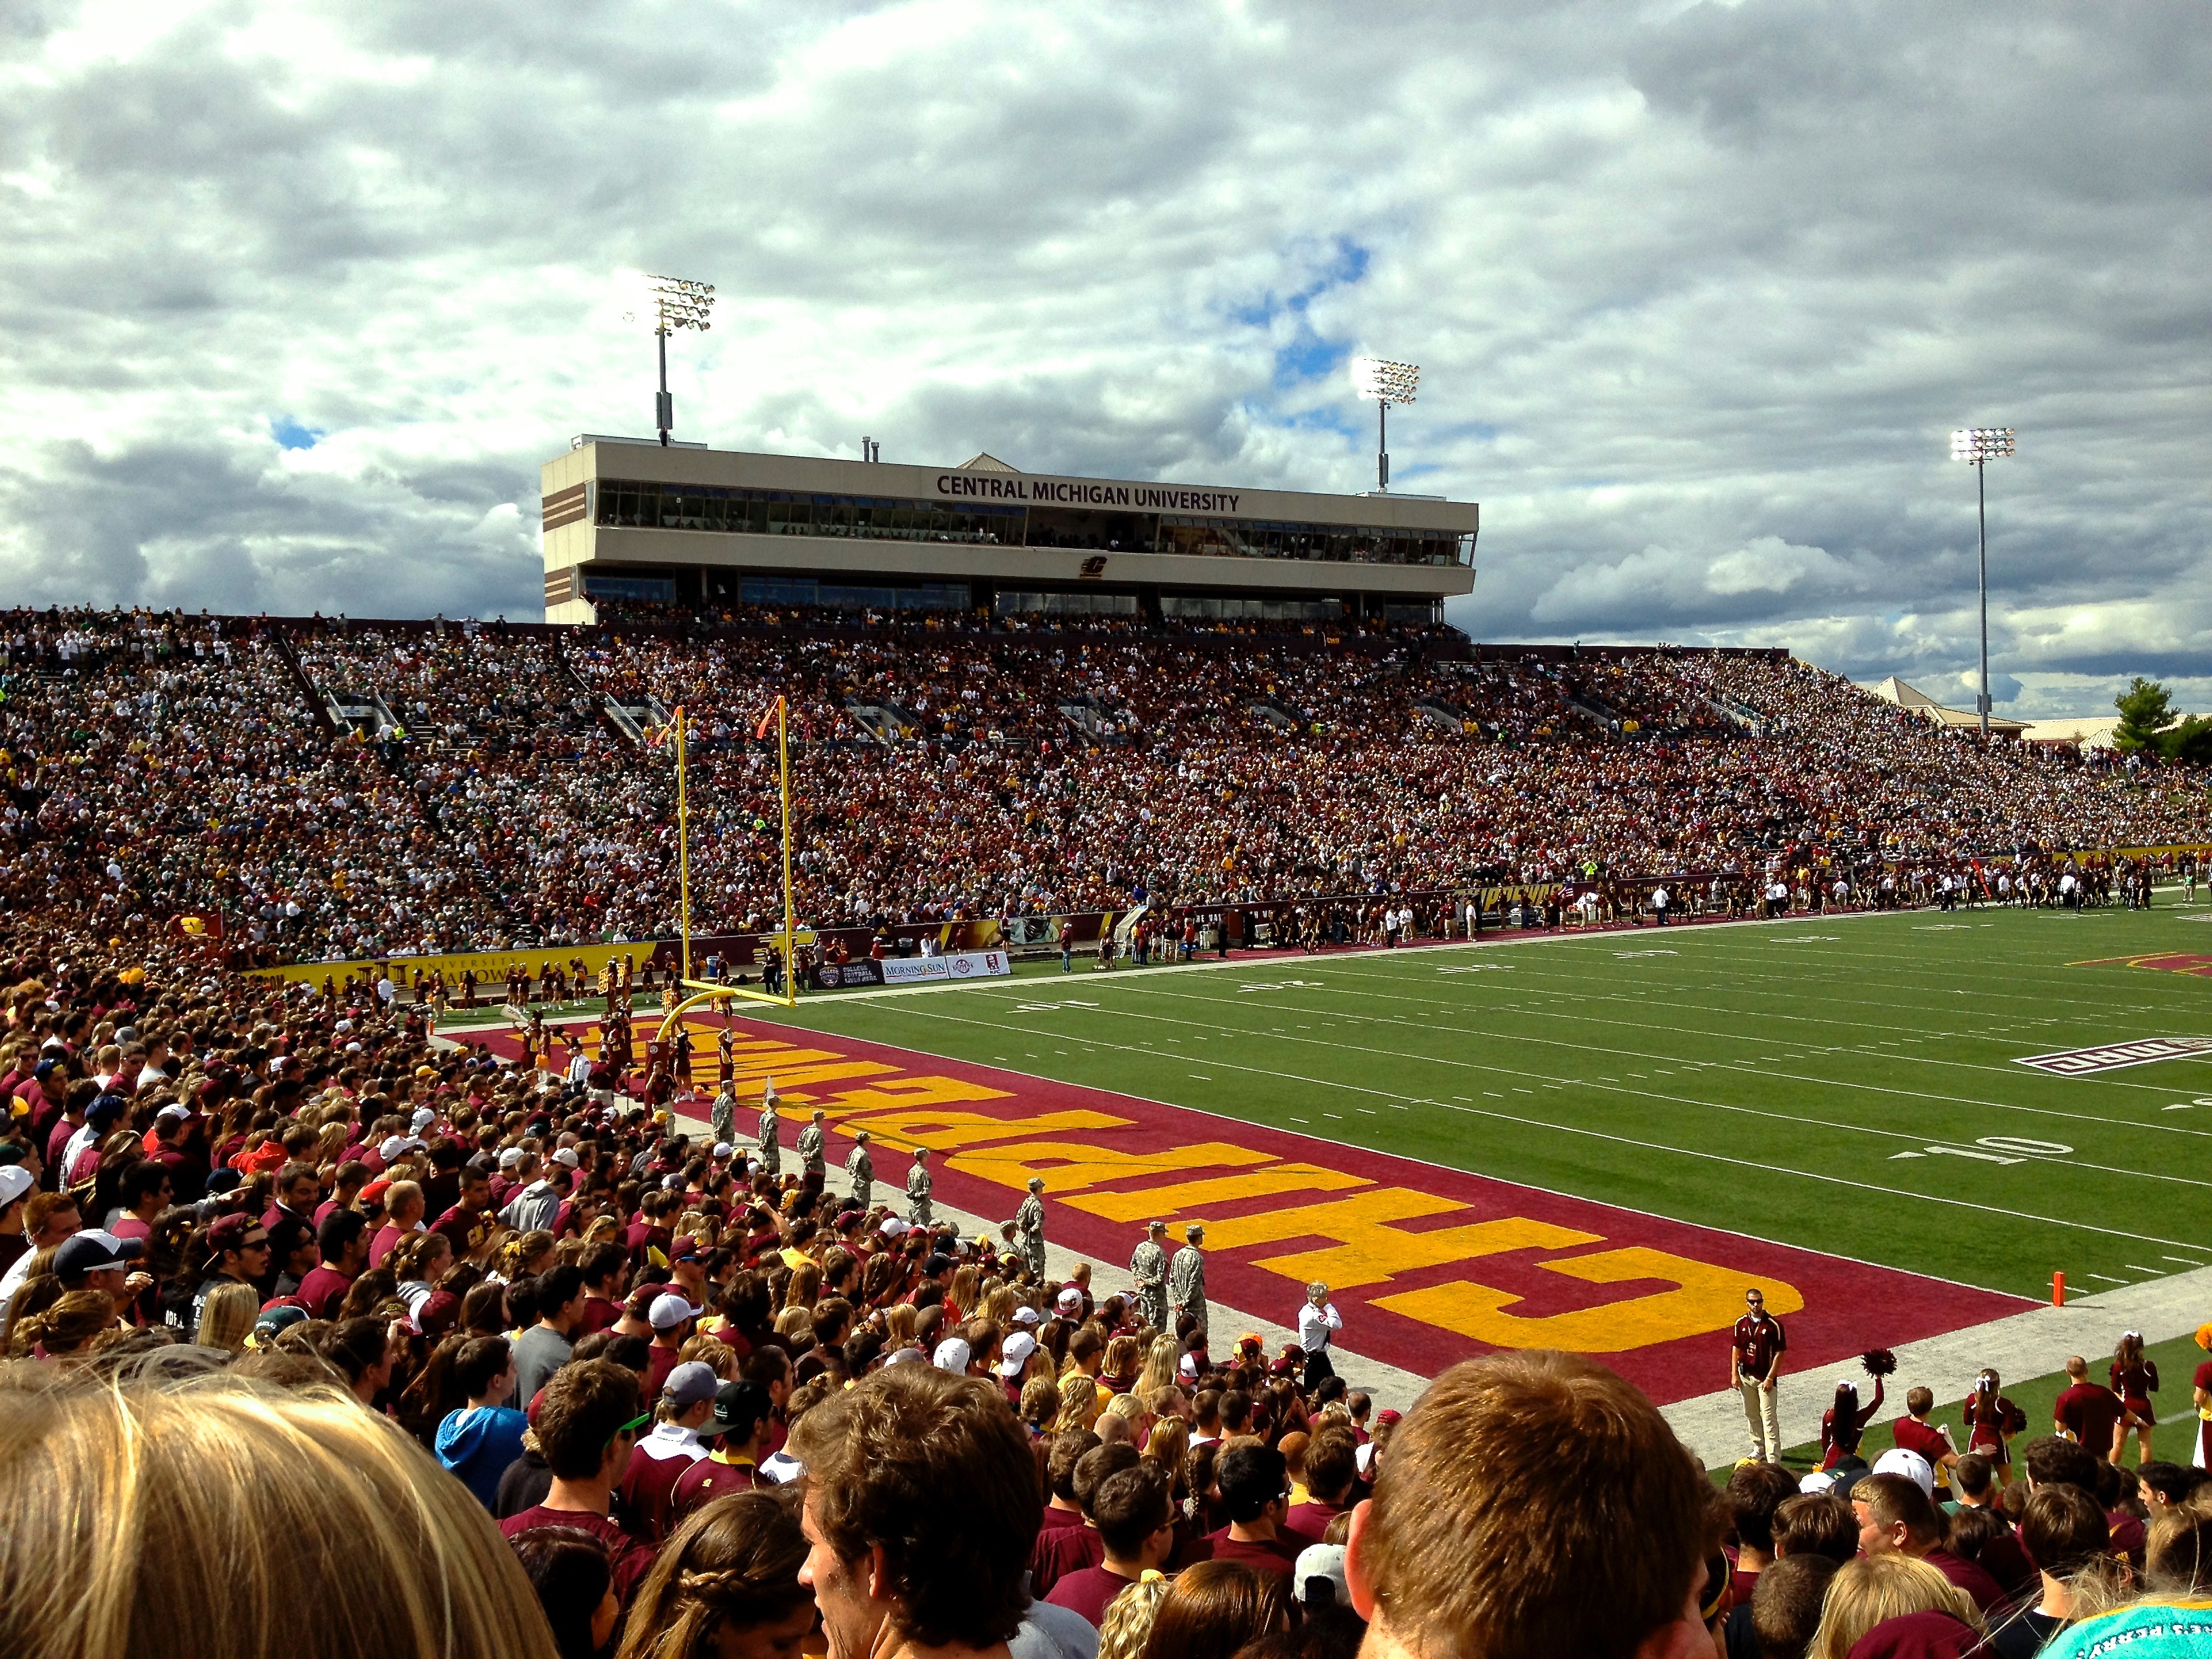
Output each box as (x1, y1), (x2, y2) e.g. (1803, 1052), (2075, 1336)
(1756, 1329), (2209, 1479)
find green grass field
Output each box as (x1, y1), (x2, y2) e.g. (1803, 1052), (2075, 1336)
(683, 904), (2212, 1306)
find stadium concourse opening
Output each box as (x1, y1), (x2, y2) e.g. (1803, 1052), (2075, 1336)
(539, 438), (1478, 627)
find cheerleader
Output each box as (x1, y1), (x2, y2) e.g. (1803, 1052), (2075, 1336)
(2193, 1323), (2212, 1471)
(1963, 1368), (2028, 1484)
(1819, 1373), (1887, 1471)
(2111, 1330), (2160, 1465)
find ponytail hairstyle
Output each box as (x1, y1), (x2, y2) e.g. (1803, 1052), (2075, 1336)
(613, 1488), (811, 1659)
(24, 1288), (116, 1355)
(2116, 1330), (2145, 1368)
(1973, 1369), (2001, 1415)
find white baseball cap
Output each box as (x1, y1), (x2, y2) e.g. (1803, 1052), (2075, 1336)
(1871, 1447), (1935, 1498)
(0, 1166), (35, 1210)
(649, 1292), (703, 1330)
(998, 1331), (1038, 1378)
(933, 1337), (972, 1373)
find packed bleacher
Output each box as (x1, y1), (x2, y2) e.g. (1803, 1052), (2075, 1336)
(3, 606), (2206, 967)
(1, 918), (2209, 1659)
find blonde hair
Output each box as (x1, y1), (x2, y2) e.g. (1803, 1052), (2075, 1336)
(1134, 1336), (1179, 1397)
(882, 1305), (916, 1347)
(0, 1370), (554, 1659)
(194, 1282), (262, 1353)
(1807, 1555), (1982, 1659)
(1055, 1368), (1099, 1432)
(1096, 1573), (1168, 1659)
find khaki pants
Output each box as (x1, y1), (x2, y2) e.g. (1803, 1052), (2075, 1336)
(1740, 1377), (1782, 1462)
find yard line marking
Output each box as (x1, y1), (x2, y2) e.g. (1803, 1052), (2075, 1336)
(1099, 983), (2212, 1192)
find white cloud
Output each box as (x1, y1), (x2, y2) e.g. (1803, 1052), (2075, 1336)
(0, 0), (2206, 716)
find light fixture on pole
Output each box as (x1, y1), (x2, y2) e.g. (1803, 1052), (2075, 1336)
(1350, 357), (1419, 491)
(1949, 426), (2015, 739)
(644, 274), (716, 446)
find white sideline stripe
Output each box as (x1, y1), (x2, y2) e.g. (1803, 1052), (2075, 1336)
(1658, 1263), (2212, 1468)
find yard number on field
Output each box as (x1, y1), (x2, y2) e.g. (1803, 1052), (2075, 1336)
(1891, 1134), (2074, 1164)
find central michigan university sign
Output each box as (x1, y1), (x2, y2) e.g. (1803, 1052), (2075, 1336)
(935, 472), (1243, 514)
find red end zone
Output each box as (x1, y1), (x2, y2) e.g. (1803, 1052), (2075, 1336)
(478, 1014), (2024, 1406)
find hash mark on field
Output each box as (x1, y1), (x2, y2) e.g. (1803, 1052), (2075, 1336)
(2127, 1264), (2163, 1274)
(2087, 1272), (2128, 1284)
(1483, 1091), (1504, 1098)
(2163, 1255), (2206, 1266)
(1324, 1111), (1343, 1120)
(1453, 1095), (1473, 1102)
(1358, 1108), (1377, 1115)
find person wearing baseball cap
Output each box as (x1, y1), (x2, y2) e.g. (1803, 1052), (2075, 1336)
(997, 1330), (1039, 1407)
(192, 1214), (269, 1333)
(617, 1359), (718, 1544)
(644, 1292), (701, 1397)
(673, 1378), (775, 1514)
(55, 1228), (148, 1329)
(0, 1163), (35, 1283)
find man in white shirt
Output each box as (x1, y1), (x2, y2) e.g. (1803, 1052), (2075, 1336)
(1298, 1280), (1343, 1389)
(1651, 885), (1670, 926)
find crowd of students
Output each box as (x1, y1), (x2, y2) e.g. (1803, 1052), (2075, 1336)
(3, 906), (2211, 1658)
(5, 606), (2207, 966)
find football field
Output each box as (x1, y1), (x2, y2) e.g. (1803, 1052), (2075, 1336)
(745, 904), (2212, 1307)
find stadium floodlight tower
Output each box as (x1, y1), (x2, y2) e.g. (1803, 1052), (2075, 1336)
(1950, 426), (2015, 740)
(645, 274), (716, 446)
(1350, 357), (1419, 492)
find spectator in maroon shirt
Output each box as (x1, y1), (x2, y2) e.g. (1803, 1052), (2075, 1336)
(1284, 1430), (1358, 1546)
(312, 1160), (369, 1229)
(498, 1357), (659, 1607)
(617, 1360), (718, 1546)
(1208, 1443), (1299, 1575)
(1853, 1473), (2007, 1616)
(1033, 1441), (1137, 1593)
(295, 1209), (370, 1320)
(1047, 1460), (1178, 1626)
(369, 1180), (424, 1269)
(260, 1162), (322, 1232)
(576, 1242), (630, 1335)
(429, 1167), (494, 1264)
(2053, 1356), (2127, 1462)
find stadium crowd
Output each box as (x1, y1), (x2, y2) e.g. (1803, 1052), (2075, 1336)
(3, 605), (2205, 964)
(3, 911), (2212, 1659)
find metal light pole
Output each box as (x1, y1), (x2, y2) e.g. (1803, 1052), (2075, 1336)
(1351, 358), (1420, 491)
(645, 274), (716, 445)
(1950, 427), (2015, 739)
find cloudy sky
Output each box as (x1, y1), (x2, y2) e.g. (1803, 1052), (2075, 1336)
(3, 0), (2207, 716)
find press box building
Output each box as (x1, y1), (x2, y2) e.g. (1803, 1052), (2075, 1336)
(539, 438), (1477, 626)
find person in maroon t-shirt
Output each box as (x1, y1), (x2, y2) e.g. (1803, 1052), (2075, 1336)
(1047, 1462), (1177, 1627)
(2194, 1328), (2212, 1471)
(1204, 1443), (1299, 1576)
(1853, 1472), (2006, 1616)
(641, 1292), (701, 1398)
(1889, 1388), (1961, 1494)
(429, 1168), (495, 1264)
(1282, 1430), (1357, 1546)
(672, 1378), (774, 1521)
(615, 1361), (717, 1545)
(293, 1210), (369, 1320)
(575, 1242), (629, 1336)
(1032, 1442), (1135, 1593)
(497, 1358), (659, 1606)
(2052, 1356), (2127, 1462)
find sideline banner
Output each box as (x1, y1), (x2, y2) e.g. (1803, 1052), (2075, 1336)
(880, 950), (1012, 985)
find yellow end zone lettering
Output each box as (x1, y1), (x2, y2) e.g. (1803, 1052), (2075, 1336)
(1376, 1246), (1807, 1353)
